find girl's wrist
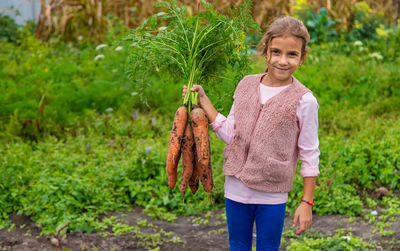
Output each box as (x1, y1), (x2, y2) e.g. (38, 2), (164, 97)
(300, 199), (314, 207)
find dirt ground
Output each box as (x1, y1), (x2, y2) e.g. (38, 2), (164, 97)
(1, 206), (399, 251)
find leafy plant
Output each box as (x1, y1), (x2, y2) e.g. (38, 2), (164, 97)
(125, 0), (259, 111)
(0, 13), (20, 43)
(283, 228), (376, 250)
(297, 7), (339, 44)
(349, 2), (384, 41)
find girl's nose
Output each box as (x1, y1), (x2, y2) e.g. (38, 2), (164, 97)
(278, 55), (288, 65)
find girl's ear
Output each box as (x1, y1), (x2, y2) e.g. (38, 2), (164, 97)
(265, 51), (271, 63)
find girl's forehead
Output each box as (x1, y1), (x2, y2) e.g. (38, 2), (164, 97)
(270, 35), (303, 50)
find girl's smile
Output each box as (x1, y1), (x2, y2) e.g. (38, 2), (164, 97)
(262, 35), (304, 87)
(275, 66), (289, 72)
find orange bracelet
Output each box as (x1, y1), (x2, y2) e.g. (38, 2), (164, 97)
(301, 199), (314, 206)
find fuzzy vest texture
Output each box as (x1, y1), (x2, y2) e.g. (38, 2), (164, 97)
(223, 73), (311, 193)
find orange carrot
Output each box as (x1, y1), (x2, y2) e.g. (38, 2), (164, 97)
(179, 122), (195, 197)
(167, 106), (187, 189)
(189, 148), (200, 194)
(190, 106), (213, 193)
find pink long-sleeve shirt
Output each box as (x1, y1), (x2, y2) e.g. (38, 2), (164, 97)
(210, 81), (320, 204)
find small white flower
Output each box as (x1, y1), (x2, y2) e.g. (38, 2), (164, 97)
(371, 210), (378, 216)
(342, 236), (351, 242)
(131, 92), (138, 96)
(353, 41), (363, 47)
(106, 107), (113, 113)
(115, 46), (123, 51)
(94, 54), (105, 61)
(130, 42), (137, 47)
(369, 52), (383, 60)
(77, 35), (83, 41)
(156, 12), (166, 16)
(158, 26), (167, 31)
(151, 117), (157, 127)
(95, 44), (108, 50)
(145, 146), (153, 154)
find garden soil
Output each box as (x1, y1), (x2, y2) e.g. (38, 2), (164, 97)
(1, 206), (399, 251)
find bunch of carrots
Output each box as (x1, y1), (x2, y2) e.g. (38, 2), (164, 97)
(125, 0), (257, 199)
(166, 104), (213, 199)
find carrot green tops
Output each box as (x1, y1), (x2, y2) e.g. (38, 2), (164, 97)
(223, 73), (311, 193)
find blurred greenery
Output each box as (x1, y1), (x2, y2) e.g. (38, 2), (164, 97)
(0, 13), (20, 43)
(0, 6), (400, 243)
(283, 227), (376, 250)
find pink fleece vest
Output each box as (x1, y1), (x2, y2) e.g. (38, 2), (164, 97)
(223, 73), (311, 193)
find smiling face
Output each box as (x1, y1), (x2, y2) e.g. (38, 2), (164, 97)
(263, 35), (305, 87)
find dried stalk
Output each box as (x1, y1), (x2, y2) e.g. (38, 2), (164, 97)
(35, 0), (399, 43)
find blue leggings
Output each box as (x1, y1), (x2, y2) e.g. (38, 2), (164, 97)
(225, 198), (286, 251)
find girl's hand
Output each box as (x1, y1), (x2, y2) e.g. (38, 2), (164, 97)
(182, 85), (207, 104)
(292, 203), (312, 235)
(182, 84), (218, 123)
(182, 85), (188, 101)
(189, 85), (206, 98)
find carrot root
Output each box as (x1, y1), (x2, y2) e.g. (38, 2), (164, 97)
(167, 106), (188, 189)
(179, 122), (195, 197)
(190, 107), (213, 194)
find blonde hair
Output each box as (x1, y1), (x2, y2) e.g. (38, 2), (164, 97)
(260, 16), (310, 61)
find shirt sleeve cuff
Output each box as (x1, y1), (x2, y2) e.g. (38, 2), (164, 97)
(210, 113), (226, 131)
(300, 167), (320, 177)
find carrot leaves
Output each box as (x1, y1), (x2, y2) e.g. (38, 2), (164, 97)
(125, 0), (259, 111)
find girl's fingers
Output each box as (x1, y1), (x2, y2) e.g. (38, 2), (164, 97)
(306, 219), (312, 230)
(296, 218), (312, 234)
(292, 213), (299, 227)
(182, 85), (187, 100)
(191, 84), (203, 91)
(191, 85), (206, 97)
(296, 218), (305, 234)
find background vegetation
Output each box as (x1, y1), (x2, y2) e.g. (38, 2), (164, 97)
(1, 0), (400, 249)
(35, 0), (400, 42)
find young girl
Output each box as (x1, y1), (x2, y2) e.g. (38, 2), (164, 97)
(183, 16), (320, 250)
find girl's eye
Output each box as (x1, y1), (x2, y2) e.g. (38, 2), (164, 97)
(271, 49), (280, 54)
(289, 52), (299, 57)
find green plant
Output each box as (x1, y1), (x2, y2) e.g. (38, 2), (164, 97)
(132, 225), (184, 250)
(283, 227), (375, 250)
(368, 20), (400, 62)
(297, 7), (339, 44)
(125, 0), (259, 111)
(0, 30), (137, 141)
(190, 217), (210, 225)
(0, 13), (20, 43)
(349, 2), (383, 41)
